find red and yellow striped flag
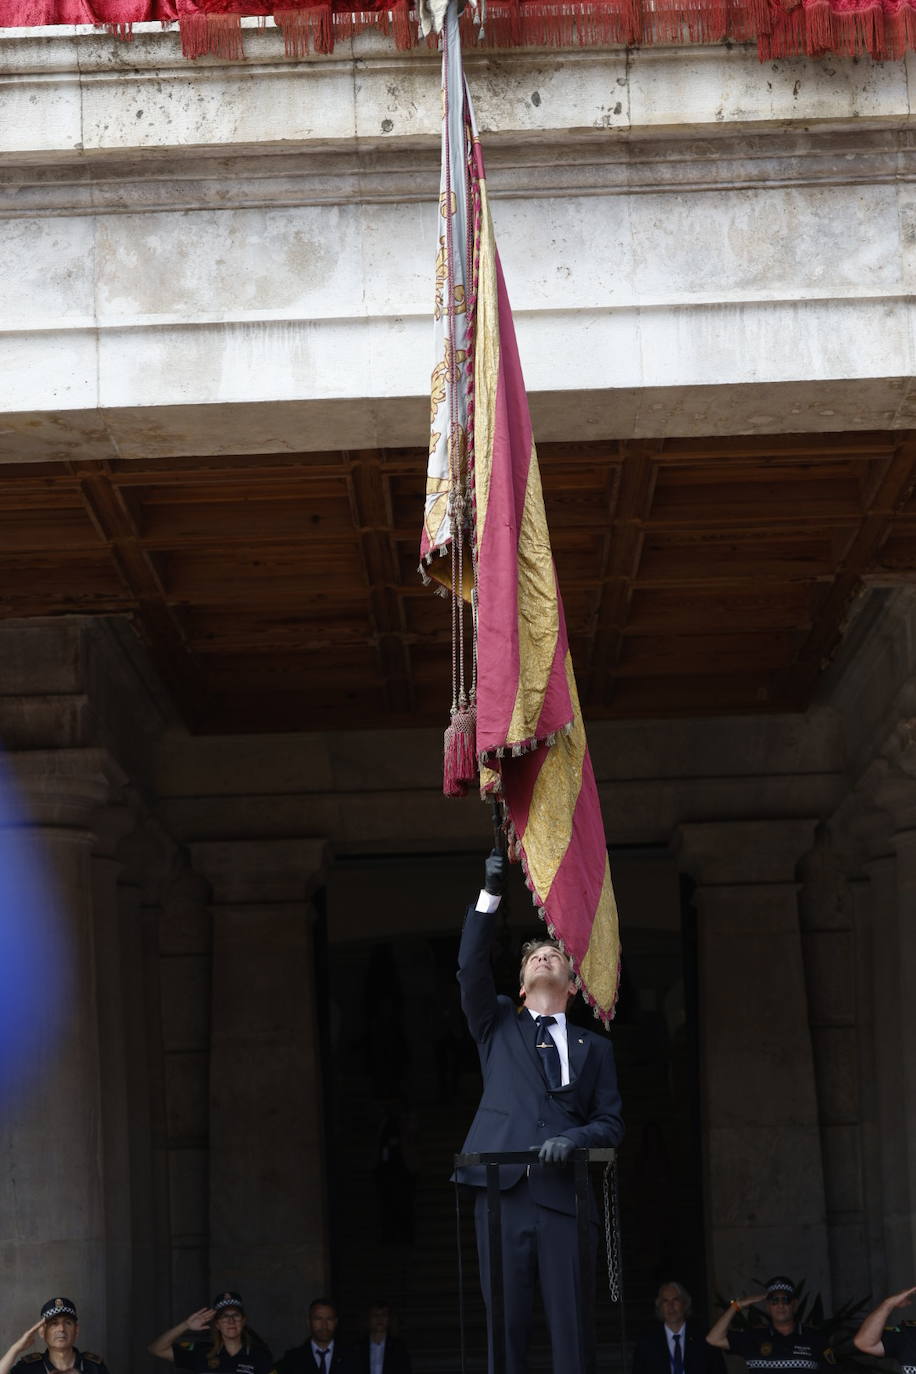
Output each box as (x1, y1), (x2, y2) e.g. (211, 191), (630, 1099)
(420, 2), (621, 1021)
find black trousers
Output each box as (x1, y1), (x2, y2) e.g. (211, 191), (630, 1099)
(473, 1175), (596, 1374)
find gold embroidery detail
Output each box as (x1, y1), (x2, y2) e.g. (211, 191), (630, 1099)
(472, 182), (499, 551)
(520, 654), (584, 904)
(506, 434), (558, 743)
(579, 861), (621, 1013)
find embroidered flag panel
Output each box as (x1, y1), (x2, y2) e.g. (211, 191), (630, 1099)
(422, 0), (621, 1021)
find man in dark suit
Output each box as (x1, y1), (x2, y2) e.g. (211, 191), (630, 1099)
(633, 1283), (725, 1374)
(356, 1305), (411, 1374)
(276, 1301), (356, 1374)
(455, 851), (625, 1374)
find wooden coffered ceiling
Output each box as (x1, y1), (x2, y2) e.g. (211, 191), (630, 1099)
(1, 430), (916, 733)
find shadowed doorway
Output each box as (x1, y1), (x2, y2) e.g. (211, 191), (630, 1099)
(320, 848), (706, 1368)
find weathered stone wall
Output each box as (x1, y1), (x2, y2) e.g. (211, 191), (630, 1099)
(4, 19), (916, 1345)
(0, 621), (333, 1359)
(0, 33), (915, 460)
(6, 592), (916, 1352)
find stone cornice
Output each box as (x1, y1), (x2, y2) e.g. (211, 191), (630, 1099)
(3, 744), (128, 830)
(3, 125), (916, 219)
(672, 816), (819, 883)
(0, 30), (911, 161)
(189, 836), (330, 902)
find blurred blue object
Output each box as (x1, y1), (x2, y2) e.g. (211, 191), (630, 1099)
(0, 753), (68, 1105)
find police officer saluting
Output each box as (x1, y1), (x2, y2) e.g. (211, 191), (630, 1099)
(853, 1284), (916, 1365)
(149, 1293), (275, 1374)
(0, 1298), (110, 1374)
(706, 1277), (833, 1374)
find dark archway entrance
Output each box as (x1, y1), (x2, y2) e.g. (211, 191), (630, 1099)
(319, 848), (707, 1367)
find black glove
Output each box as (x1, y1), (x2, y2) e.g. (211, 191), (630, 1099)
(483, 849), (507, 896)
(537, 1135), (574, 1165)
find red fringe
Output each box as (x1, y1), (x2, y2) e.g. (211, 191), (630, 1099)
(179, 11), (244, 56)
(392, 0), (413, 47)
(757, 0), (909, 55)
(275, 3), (332, 51)
(74, 0), (916, 61)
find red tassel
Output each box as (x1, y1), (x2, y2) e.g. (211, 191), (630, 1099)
(443, 702), (478, 798)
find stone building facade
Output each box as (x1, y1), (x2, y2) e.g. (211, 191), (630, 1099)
(2, 17), (916, 1370)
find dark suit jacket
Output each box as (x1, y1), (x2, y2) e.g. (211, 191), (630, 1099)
(357, 1337), (412, 1374)
(632, 1322), (726, 1374)
(455, 906), (624, 1214)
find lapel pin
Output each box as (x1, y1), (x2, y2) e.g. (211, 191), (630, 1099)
(578, 1037), (584, 1044)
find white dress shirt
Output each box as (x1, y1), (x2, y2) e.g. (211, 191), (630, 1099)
(526, 1005), (570, 1084)
(310, 1342), (333, 1370)
(474, 890), (571, 1085)
(369, 1339), (385, 1374)
(665, 1325), (686, 1368)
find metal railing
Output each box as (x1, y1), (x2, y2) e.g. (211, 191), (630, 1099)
(452, 1148), (623, 1374)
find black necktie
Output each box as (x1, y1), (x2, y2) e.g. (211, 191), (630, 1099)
(316, 1352), (327, 1374)
(673, 1333), (684, 1374)
(534, 1014), (561, 1088)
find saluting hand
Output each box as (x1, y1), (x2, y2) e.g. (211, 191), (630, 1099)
(734, 1296), (768, 1310)
(887, 1288), (916, 1310)
(11, 1324), (44, 1357)
(185, 1311), (215, 1332)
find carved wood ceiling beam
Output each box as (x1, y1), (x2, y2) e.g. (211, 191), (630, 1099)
(68, 460), (204, 727)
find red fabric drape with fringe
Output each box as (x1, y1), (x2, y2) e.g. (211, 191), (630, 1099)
(1, 0), (913, 73)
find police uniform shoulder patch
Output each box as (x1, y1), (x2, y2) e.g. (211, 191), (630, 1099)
(760, 1345), (773, 1357)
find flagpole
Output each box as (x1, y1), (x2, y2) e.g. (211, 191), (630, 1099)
(490, 798), (504, 855)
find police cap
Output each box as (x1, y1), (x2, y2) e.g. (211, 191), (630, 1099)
(40, 1299), (78, 1323)
(212, 1293), (244, 1315)
(764, 1277), (797, 1300)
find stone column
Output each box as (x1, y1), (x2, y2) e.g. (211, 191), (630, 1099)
(863, 727), (916, 1282)
(673, 818), (830, 1302)
(113, 825), (205, 1341)
(189, 838), (329, 1353)
(91, 804), (147, 1374)
(844, 811), (898, 1296)
(156, 864), (215, 1318)
(0, 749), (120, 1339)
(797, 829), (870, 1303)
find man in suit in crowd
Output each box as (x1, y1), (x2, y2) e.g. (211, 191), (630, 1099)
(276, 1301), (355, 1374)
(357, 1305), (411, 1374)
(455, 850), (625, 1374)
(633, 1283), (725, 1374)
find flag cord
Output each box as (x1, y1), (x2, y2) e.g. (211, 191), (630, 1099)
(440, 3), (478, 797)
(443, 8), (465, 716)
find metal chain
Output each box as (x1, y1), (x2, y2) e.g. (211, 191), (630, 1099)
(603, 1158), (622, 1304)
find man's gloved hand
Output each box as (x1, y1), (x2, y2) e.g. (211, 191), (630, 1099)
(537, 1135), (574, 1164)
(483, 850), (507, 896)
